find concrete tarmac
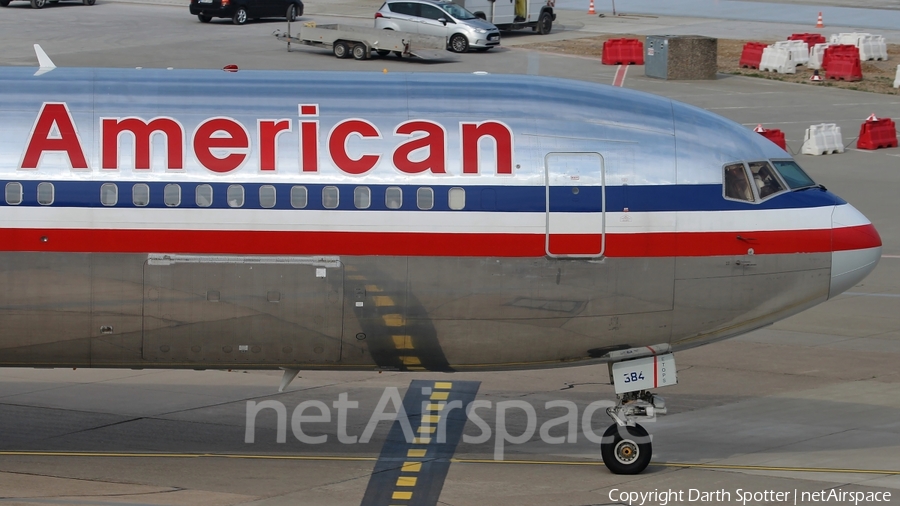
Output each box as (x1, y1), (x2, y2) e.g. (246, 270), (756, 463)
(1, 1), (899, 505)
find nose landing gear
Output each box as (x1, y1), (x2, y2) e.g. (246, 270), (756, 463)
(600, 346), (676, 474)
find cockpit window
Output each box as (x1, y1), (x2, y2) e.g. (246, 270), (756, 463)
(748, 161), (786, 200)
(724, 163), (754, 202)
(771, 160), (816, 189)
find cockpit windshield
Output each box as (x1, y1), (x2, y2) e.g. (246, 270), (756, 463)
(441, 2), (476, 19)
(771, 160), (817, 189)
(748, 161), (786, 199)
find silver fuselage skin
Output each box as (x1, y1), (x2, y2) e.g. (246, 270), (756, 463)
(0, 68), (881, 371)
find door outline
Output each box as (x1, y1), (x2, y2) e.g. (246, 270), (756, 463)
(544, 151), (606, 258)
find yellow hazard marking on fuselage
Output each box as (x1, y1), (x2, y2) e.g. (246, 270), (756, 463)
(400, 356), (421, 365)
(434, 382), (452, 390)
(425, 403), (444, 411)
(429, 391), (449, 401)
(407, 449), (427, 458)
(392, 491), (413, 500)
(422, 415), (440, 424)
(396, 476), (417, 487)
(392, 335), (413, 349)
(401, 462), (422, 473)
(383, 314), (405, 327)
(418, 426), (436, 434)
(373, 296), (395, 306)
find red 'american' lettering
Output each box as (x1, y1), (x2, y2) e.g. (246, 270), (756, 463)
(19, 102), (515, 176)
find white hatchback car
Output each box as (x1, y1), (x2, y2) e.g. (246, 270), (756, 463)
(374, 0), (500, 52)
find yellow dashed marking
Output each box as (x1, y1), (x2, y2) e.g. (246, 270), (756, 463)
(425, 403), (444, 411)
(434, 382), (453, 390)
(392, 335), (413, 350)
(430, 391), (449, 401)
(392, 491), (413, 500)
(407, 366), (426, 371)
(422, 415), (440, 424)
(400, 356), (421, 365)
(345, 265), (358, 271)
(373, 296), (395, 307)
(407, 449), (427, 458)
(418, 426), (436, 434)
(413, 437), (431, 444)
(383, 314), (405, 327)
(347, 275), (366, 280)
(365, 285), (382, 292)
(396, 476), (418, 487)
(402, 462), (422, 473)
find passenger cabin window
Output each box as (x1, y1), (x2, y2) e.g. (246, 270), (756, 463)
(772, 160), (816, 189)
(748, 161), (786, 199)
(291, 186), (308, 208)
(100, 183), (118, 206)
(723, 163), (754, 203)
(354, 187), (371, 209)
(196, 184), (213, 207)
(420, 4), (448, 20)
(5, 182), (22, 205)
(448, 187), (466, 210)
(37, 182), (54, 205)
(164, 184), (181, 207)
(385, 186), (402, 209)
(416, 187), (434, 210)
(389, 2), (418, 15)
(227, 185), (244, 208)
(259, 185), (276, 208)
(323, 186), (339, 209)
(133, 184), (150, 207)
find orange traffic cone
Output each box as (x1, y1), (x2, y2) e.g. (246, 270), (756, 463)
(588, 0), (595, 15)
(816, 12), (824, 28)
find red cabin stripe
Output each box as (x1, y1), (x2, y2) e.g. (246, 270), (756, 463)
(0, 225), (880, 257)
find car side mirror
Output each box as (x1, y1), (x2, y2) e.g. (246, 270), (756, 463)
(438, 17), (447, 25)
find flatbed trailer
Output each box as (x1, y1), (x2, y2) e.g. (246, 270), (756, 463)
(274, 23), (453, 60)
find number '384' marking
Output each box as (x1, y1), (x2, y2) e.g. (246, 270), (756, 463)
(623, 371), (645, 383)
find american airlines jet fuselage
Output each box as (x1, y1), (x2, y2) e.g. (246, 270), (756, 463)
(0, 67), (881, 376)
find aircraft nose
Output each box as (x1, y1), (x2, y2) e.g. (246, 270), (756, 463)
(830, 204), (882, 299)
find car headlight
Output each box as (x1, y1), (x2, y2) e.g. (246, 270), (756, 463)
(475, 28), (487, 33)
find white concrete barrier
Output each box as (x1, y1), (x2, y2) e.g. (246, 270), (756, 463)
(894, 65), (900, 88)
(759, 46), (796, 74)
(830, 32), (871, 45)
(808, 43), (830, 70)
(858, 34), (888, 61)
(774, 40), (809, 66)
(802, 123), (845, 155)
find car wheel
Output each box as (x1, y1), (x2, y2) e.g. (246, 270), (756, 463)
(232, 7), (248, 24)
(198, 14), (212, 22)
(537, 11), (552, 35)
(352, 43), (368, 60)
(84, 0), (96, 5)
(333, 41), (349, 59)
(286, 3), (297, 21)
(449, 33), (468, 53)
(30, 0), (46, 9)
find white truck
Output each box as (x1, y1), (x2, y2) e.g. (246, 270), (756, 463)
(454, 0), (555, 34)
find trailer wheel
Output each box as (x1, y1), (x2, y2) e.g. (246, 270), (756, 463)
(333, 41), (350, 59)
(537, 11), (552, 34)
(352, 43), (368, 60)
(30, 0), (46, 9)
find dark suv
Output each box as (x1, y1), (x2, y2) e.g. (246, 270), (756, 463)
(190, 0), (303, 25)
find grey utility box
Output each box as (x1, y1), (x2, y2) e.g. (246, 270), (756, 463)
(645, 35), (718, 80)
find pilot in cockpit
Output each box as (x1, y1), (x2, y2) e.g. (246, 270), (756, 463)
(724, 164), (753, 202)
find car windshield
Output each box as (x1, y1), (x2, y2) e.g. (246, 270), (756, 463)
(441, 2), (476, 19)
(771, 160), (817, 189)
